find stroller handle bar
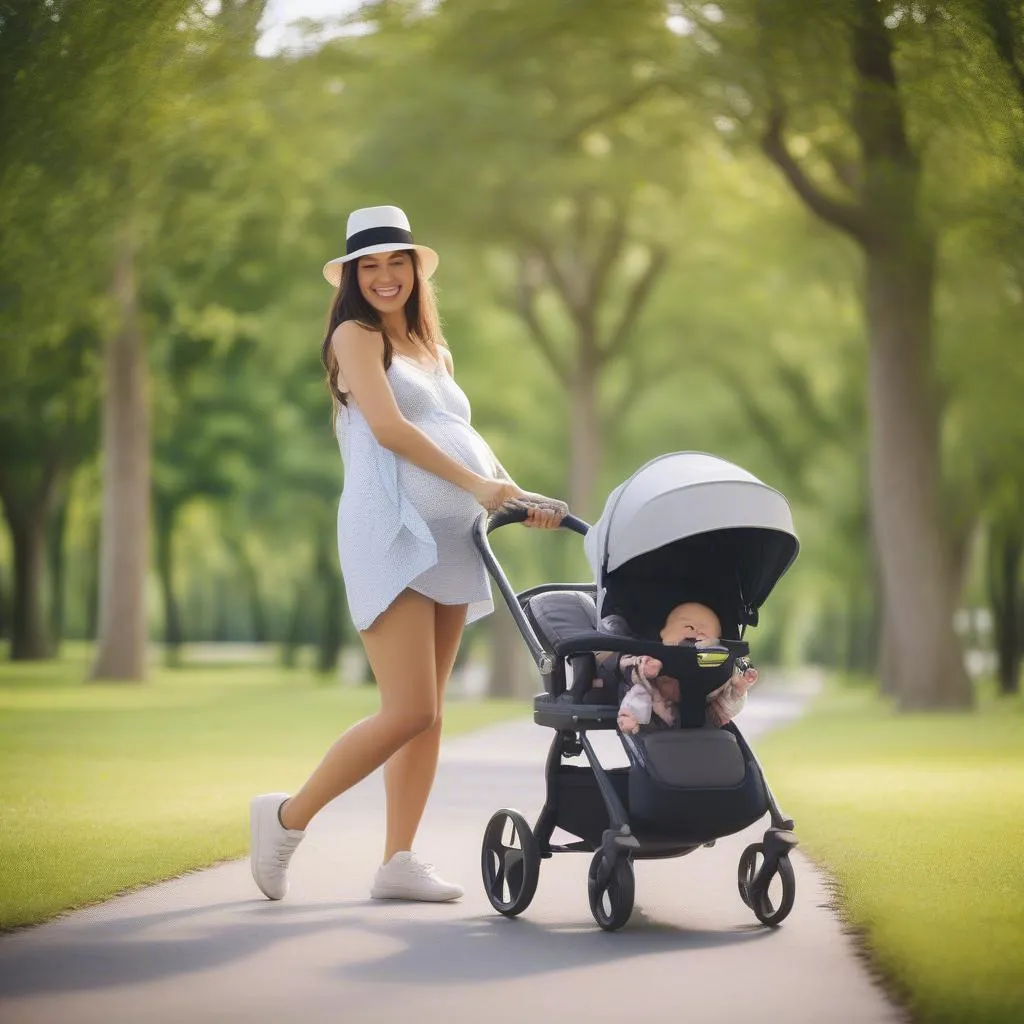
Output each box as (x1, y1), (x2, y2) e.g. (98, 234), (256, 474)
(475, 505), (590, 667)
(486, 503), (590, 536)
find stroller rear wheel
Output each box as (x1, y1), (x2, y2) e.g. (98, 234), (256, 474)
(738, 842), (795, 926)
(481, 809), (541, 917)
(587, 851), (635, 932)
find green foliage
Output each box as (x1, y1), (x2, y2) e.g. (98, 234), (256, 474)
(0, 0), (1020, 681)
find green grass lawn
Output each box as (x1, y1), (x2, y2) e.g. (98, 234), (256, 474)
(0, 649), (524, 930)
(757, 680), (1024, 1024)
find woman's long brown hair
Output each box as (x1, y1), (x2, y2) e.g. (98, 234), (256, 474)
(320, 250), (443, 430)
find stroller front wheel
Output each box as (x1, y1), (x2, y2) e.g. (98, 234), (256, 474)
(587, 851), (635, 931)
(481, 809), (541, 917)
(738, 842), (796, 926)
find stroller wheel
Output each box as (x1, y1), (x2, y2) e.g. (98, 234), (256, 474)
(738, 843), (796, 926)
(481, 809), (541, 917)
(587, 851), (635, 932)
(737, 842), (762, 908)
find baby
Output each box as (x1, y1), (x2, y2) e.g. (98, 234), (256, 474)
(595, 602), (758, 732)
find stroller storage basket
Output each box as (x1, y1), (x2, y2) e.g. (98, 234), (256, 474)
(627, 728), (768, 839)
(555, 764), (631, 849)
(554, 745), (768, 847)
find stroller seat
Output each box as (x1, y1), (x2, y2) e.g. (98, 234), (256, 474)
(523, 589), (623, 728)
(523, 589), (597, 650)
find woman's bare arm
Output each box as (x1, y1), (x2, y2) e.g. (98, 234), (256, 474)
(333, 323), (490, 494)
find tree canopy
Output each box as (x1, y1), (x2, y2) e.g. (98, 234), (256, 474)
(1, 0), (1019, 702)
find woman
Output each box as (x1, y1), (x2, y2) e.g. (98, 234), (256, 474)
(250, 205), (568, 903)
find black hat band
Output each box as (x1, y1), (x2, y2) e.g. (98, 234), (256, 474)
(346, 226), (414, 255)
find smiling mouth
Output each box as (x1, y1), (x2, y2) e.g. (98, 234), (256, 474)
(373, 286), (401, 299)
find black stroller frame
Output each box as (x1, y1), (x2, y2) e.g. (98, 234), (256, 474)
(474, 505), (799, 931)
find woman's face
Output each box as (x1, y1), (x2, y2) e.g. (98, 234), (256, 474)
(356, 249), (415, 314)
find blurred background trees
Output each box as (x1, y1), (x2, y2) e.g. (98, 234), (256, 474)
(1, 0), (1020, 706)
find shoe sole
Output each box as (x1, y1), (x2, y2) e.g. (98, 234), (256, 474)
(369, 886), (463, 903)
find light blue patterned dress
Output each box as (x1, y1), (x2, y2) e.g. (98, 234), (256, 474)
(335, 352), (497, 631)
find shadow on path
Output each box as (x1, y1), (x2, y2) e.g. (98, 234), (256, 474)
(0, 895), (772, 997)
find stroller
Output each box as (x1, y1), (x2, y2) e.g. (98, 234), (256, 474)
(472, 451), (801, 931)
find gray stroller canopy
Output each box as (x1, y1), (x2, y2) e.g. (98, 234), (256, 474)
(584, 452), (799, 635)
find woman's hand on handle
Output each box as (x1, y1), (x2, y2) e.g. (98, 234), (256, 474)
(471, 479), (569, 529)
(470, 478), (523, 513)
(508, 490), (569, 530)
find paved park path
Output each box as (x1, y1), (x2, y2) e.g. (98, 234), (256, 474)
(0, 673), (905, 1023)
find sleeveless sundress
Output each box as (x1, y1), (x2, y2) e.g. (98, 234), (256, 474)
(335, 352), (497, 631)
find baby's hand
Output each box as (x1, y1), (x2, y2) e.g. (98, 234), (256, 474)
(639, 655), (662, 679)
(620, 655), (662, 683)
(617, 709), (640, 735)
(733, 665), (758, 695)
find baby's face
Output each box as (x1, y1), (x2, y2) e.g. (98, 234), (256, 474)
(660, 603), (722, 645)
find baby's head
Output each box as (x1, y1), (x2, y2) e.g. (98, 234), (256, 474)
(660, 602), (722, 645)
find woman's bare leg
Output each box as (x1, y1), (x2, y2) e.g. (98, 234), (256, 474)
(382, 600), (468, 860)
(279, 589), (438, 832)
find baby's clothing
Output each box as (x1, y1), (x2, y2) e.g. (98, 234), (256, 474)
(619, 682), (656, 727)
(606, 654), (749, 729)
(335, 352), (496, 631)
(619, 678), (680, 729)
(595, 614), (751, 728)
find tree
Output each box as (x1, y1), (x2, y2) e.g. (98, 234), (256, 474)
(0, 1), (199, 677)
(750, 0), (971, 707)
(540, 0), (993, 706)
(0, 1), (127, 661)
(391, 0), (1018, 706)
(0, 326), (99, 658)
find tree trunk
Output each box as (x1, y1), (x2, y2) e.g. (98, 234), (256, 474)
(855, 0), (970, 709)
(0, 461), (61, 660)
(878, 601), (900, 699)
(154, 506), (183, 668)
(85, 515), (101, 642)
(6, 509), (51, 660)
(865, 249), (970, 708)
(47, 494), (69, 653)
(90, 221), (150, 682)
(568, 356), (601, 521)
(762, 0), (971, 709)
(989, 526), (1022, 695)
(281, 582), (306, 669)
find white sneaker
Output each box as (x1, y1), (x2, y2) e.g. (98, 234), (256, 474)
(250, 793), (305, 900)
(370, 851), (464, 902)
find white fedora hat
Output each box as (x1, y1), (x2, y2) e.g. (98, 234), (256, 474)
(322, 205), (439, 287)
